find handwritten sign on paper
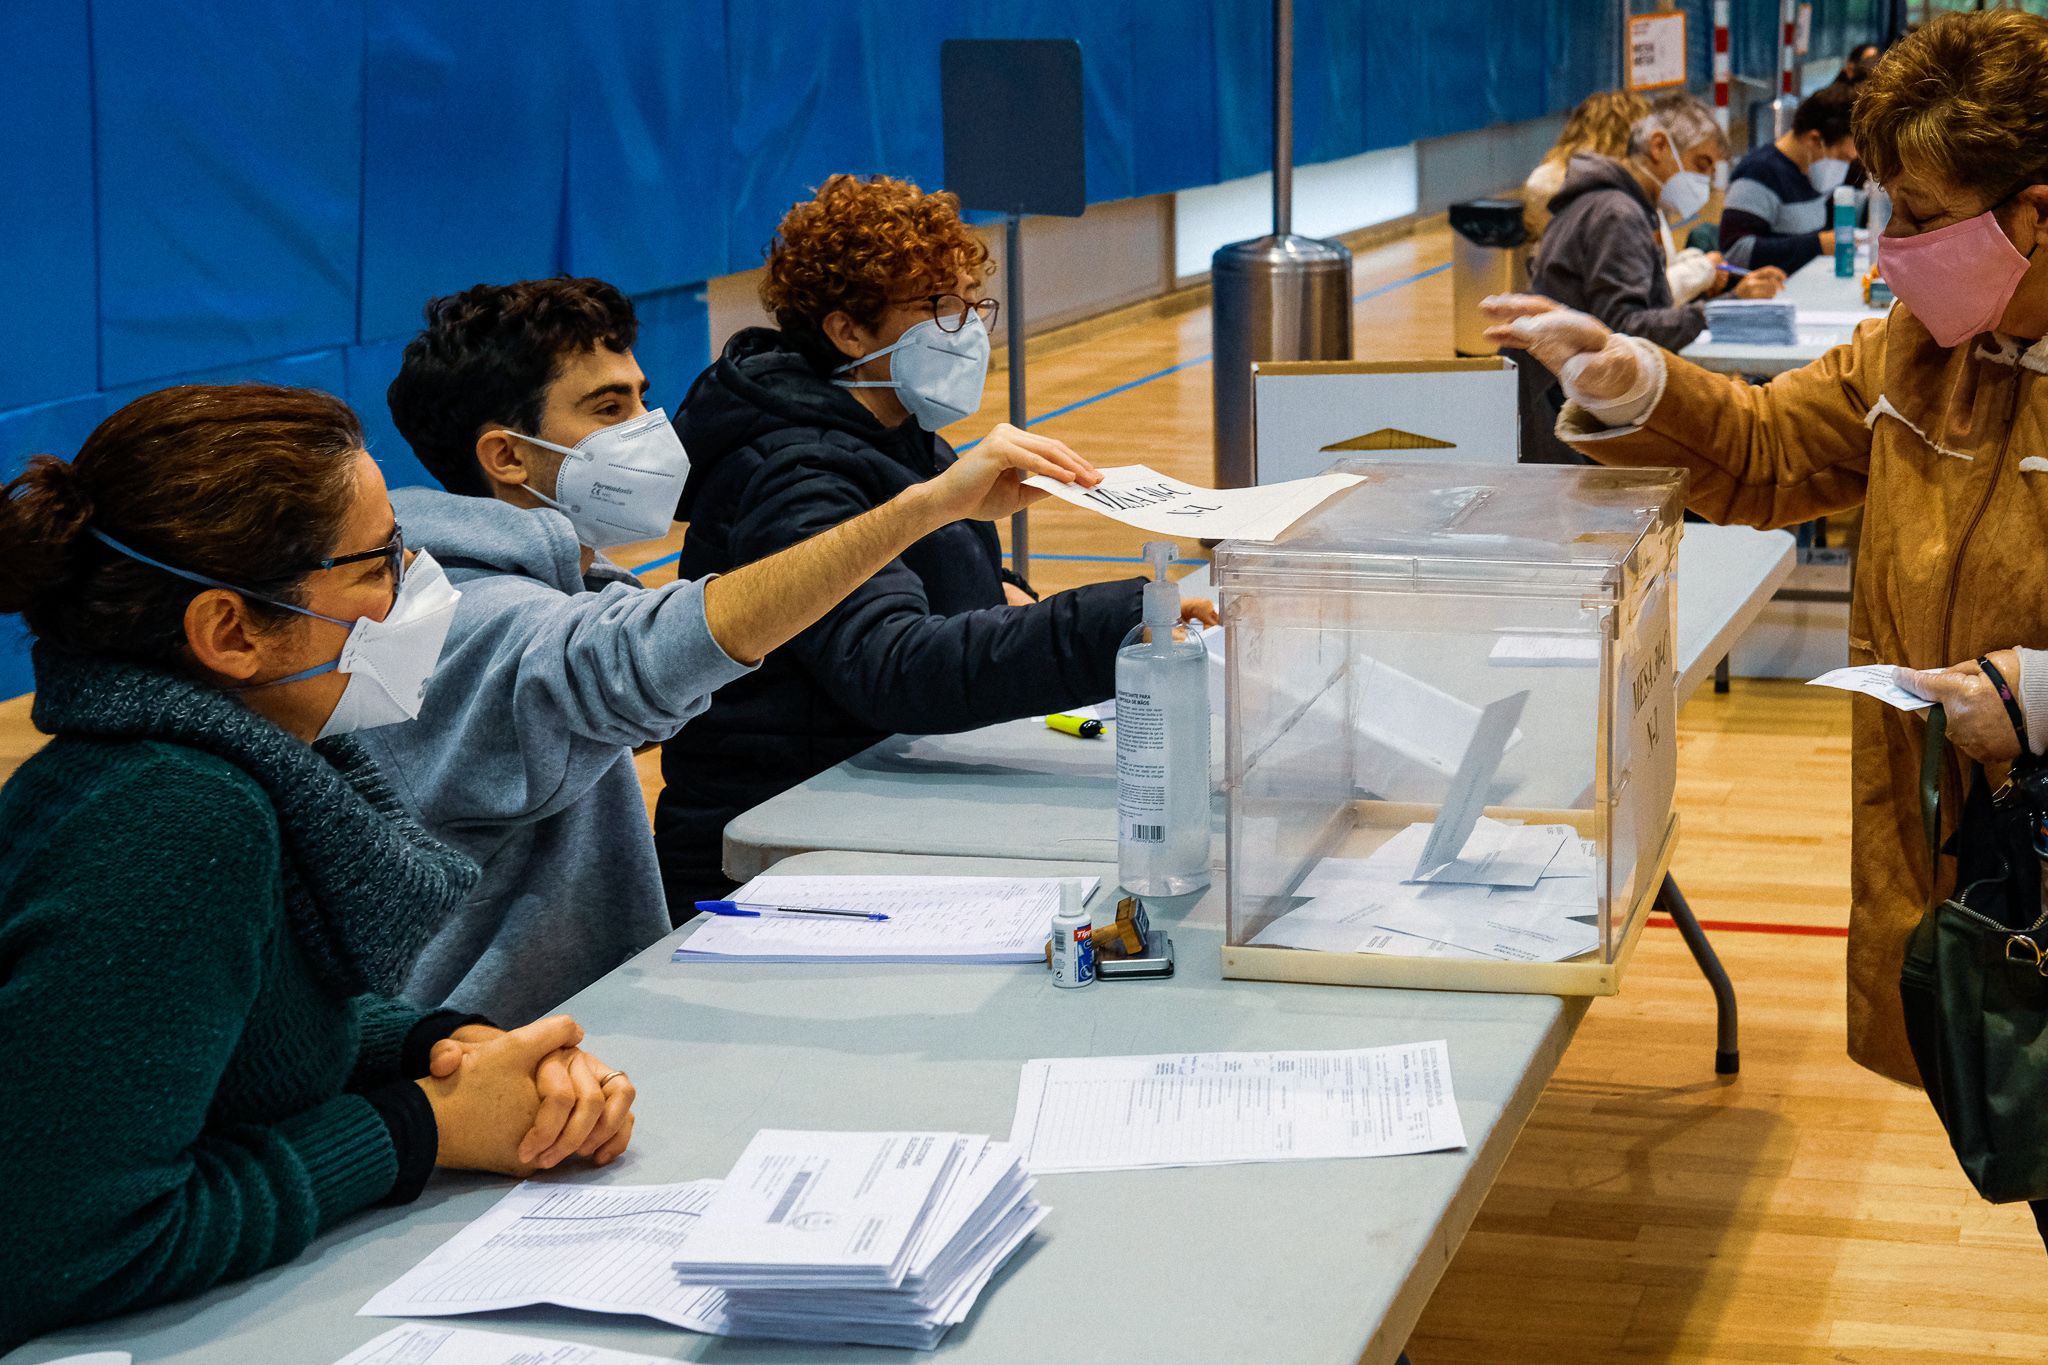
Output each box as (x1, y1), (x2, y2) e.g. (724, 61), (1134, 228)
(1025, 464), (1363, 542)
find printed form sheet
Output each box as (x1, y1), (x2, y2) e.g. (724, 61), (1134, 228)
(335, 1324), (672, 1365)
(1008, 1043), (1467, 1174)
(673, 875), (1098, 963)
(360, 1181), (728, 1332)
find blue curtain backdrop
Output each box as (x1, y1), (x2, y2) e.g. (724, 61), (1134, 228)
(0, 0), (1869, 697)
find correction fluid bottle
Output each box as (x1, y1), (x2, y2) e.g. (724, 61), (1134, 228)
(1116, 542), (1212, 896)
(1834, 186), (1858, 277)
(1049, 880), (1095, 989)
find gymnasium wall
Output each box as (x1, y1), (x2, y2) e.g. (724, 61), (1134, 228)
(0, 0), (1882, 699)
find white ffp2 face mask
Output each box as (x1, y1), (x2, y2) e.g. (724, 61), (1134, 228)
(1809, 157), (1851, 196)
(87, 530), (463, 740)
(512, 408), (691, 549)
(1660, 169), (1713, 225)
(835, 314), (991, 430)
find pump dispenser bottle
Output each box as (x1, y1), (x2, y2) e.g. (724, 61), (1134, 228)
(1116, 542), (1211, 896)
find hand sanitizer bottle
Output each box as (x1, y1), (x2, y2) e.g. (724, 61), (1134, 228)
(1116, 542), (1211, 896)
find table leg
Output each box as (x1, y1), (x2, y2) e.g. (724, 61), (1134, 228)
(1660, 874), (1740, 1075)
(1714, 656), (1731, 694)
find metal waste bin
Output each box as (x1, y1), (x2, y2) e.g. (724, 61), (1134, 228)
(1449, 199), (1530, 357)
(1211, 233), (1353, 488)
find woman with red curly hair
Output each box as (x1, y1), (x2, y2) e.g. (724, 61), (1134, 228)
(656, 174), (1198, 909)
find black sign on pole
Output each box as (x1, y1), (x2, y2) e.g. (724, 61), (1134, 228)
(941, 39), (1087, 577)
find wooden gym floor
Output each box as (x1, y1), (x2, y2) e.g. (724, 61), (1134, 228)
(1, 221), (2039, 1363)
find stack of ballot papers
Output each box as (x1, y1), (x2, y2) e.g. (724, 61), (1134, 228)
(672, 874), (1097, 963)
(671, 1130), (1045, 1350)
(1704, 297), (1799, 345)
(1246, 819), (1602, 962)
(337, 1324), (671, 1365)
(362, 1131), (1044, 1353)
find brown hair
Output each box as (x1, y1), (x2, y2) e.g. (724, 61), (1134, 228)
(759, 174), (992, 361)
(1542, 90), (1652, 168)
(1854, 10), (2048, 198)
(0, 383), (365, 667)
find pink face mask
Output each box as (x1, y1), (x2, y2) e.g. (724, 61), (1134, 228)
(1878, 209), (2034, 348)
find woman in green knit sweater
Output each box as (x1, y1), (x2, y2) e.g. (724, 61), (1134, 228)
(0, 384), (641, 1349)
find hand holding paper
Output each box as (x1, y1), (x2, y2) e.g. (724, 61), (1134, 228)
(1808, 665), (1935, 712)
(1023, 463), (1362, 542)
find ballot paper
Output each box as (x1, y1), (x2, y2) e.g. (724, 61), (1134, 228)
(672, 875), (1097, 963)
(1489, 632), (1601, 665)
(1705, 298), (1798, 345)
(335, 1325), (671, 1365)
(1808, 664), (1934, 712)
(1356, 817), (1572, 890)
(1411, 691), (1530, 879)
(1246, 891), (1492, 957)
(360, 1181), (729, 1332)
(1370, 889), (1599, 962)
(1009, 1043), (1467, 1173)
(675, 1133), (1046, 1351)
(1024, 463), (1362, 542)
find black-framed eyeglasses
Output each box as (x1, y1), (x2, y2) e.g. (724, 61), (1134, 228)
(301, 525), (405, 582)
(909, 293), (1001, 335)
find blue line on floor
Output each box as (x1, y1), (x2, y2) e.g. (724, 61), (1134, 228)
(631, 549), (683, 575)
(636, 259), (1446, 573)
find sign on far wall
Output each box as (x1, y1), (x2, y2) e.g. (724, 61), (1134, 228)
(1627, 11), (1688, 92)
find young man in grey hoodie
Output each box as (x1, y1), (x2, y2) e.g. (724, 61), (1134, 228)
(368, 277), (1098, 1023)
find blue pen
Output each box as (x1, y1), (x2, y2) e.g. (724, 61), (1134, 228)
(696, 900), (891, 922)
(1714, 262), (1751, 277)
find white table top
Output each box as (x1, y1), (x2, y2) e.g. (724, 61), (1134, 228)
(6, 852), (1583, 1365)
(724, 525), (1795, 881)
(1681, 257), (1887, 376)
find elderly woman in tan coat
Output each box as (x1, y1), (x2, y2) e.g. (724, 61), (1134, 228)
(1482, 9), (2048, 1089)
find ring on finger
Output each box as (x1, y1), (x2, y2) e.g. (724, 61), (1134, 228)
(599, 1070), (628, 1088)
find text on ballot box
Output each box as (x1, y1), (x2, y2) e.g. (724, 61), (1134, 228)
(1251, 358), (1520, 484)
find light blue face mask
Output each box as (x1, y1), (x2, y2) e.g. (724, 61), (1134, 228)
(89, 528), (461, 739)
(834, 314), (991, 430)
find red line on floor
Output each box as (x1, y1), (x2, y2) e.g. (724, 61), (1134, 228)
(1649, 916), (1849, 938)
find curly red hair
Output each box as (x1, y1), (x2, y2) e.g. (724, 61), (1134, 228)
(760, 174), (993, 342)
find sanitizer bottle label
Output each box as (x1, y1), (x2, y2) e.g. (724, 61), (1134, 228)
(1116, 683), (1168, 843)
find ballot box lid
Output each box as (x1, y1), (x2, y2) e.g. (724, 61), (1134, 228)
(1213, 460), (1682, 601)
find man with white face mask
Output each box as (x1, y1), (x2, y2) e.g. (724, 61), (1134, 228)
(657, 173), (1216, 913)
(1722, 82), (1861, 274)
(371, 275), (1107, 1023)
(1509, 106), (1781, 463)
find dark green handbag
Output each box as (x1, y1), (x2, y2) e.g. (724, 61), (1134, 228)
(1899, 705), (2048, 1206)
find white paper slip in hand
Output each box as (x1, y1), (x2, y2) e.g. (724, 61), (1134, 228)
(335, 1324), (673, 1365)
(1808, 664), (1935, 712)
(1024, 463), (1362, 542)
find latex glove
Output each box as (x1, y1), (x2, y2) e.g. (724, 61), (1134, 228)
(1479, 296), (1641, 405)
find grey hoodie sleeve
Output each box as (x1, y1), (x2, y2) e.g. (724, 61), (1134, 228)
(383, 575), (755, 826)
(1557, 195), (1706, 352)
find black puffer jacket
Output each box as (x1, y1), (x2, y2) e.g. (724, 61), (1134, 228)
(654, 327), (1144, 916)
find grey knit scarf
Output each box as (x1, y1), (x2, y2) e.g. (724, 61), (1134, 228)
(29, 644), (480, 997)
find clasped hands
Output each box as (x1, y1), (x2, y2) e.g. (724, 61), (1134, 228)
(413, 1015), (637, 1177)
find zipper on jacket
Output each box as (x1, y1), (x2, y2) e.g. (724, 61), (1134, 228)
(1938, 366), (2029, 660)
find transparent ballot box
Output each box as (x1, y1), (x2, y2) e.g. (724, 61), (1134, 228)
(1214, 461), (1682, 995)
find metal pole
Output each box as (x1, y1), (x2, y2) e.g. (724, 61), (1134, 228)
(1272, 0), (1292, 237)
(1005, 210), (1029, 579)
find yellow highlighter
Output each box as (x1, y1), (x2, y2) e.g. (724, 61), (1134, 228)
(1046, 713), (1104, 739)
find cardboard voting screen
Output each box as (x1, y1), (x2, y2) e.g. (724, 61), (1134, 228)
(1251, 358), (1520, 484)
